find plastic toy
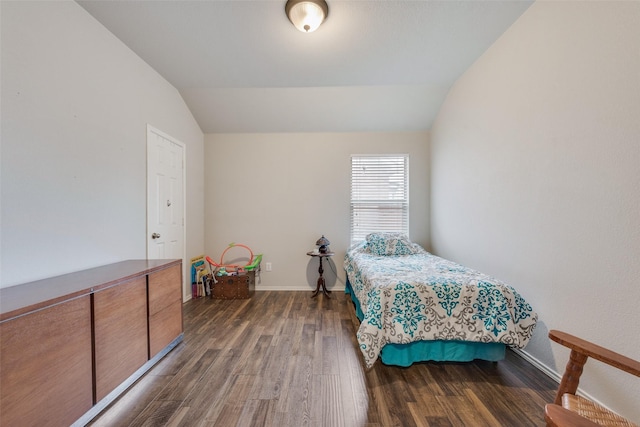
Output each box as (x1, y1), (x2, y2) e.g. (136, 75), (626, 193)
(206, 243), (263, 274)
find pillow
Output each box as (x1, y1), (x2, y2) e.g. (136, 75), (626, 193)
(365, 232), (420, 256)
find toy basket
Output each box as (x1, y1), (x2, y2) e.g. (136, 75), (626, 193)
(205, 243), (262, 299)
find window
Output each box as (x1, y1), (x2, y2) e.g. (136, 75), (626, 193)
(350, 155), (409, 245)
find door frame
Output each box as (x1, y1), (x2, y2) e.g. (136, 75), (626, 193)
(146, 124), (188, 301)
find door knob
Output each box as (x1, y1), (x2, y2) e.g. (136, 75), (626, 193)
(151, 233), (161, 239)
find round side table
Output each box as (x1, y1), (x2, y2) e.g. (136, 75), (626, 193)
(306, 251), (334, 298)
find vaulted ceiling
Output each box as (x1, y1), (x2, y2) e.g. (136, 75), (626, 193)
(78, 0), (533, 133)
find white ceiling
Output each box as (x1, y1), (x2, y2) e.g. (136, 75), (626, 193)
(77, 0), (533, 134)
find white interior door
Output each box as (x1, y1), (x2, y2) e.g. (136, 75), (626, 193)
(147, 126), (185, 267)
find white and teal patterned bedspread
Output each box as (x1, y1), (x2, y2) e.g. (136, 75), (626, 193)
(344, 242), (537, 368)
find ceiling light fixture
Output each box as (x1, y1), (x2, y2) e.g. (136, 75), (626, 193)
(285, 0), (328, 33)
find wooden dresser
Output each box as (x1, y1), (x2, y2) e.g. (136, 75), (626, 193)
(0, 259), (183, 427)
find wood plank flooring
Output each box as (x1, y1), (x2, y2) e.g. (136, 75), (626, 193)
(89, 291), (557, 427)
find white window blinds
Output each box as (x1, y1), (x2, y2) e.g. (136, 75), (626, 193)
(350, 155), (409, 245)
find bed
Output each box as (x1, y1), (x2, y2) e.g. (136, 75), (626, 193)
(344, 233), (537, 368)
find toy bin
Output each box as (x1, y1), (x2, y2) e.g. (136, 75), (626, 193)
(211, 270), (256, 299)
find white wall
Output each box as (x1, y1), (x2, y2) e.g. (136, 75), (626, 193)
(1, 1), (204, 292)
(204, 132), (429, 292)
(431, 1), (640, 422)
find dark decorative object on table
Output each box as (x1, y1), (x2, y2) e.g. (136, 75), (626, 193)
(316, 235), (330, 254)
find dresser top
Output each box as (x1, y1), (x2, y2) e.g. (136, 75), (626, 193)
(0, 259), (181, 322)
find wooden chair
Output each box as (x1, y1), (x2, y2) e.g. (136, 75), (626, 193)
(545, 330), (640, 427)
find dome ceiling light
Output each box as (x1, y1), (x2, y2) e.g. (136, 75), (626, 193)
(285, 0), (329, 33)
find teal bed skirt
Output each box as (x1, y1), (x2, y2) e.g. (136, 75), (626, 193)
(345, 280), (505, 367)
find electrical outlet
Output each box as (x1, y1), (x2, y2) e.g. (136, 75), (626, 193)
(265, 262), (272, 272)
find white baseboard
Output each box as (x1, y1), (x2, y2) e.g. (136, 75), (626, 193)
(511, 348), (561, 383)
(510, 348), (614, 415)
(255, 285), (347, 292)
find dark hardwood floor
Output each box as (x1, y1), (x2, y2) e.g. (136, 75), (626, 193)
(89, 291), (557, 427)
